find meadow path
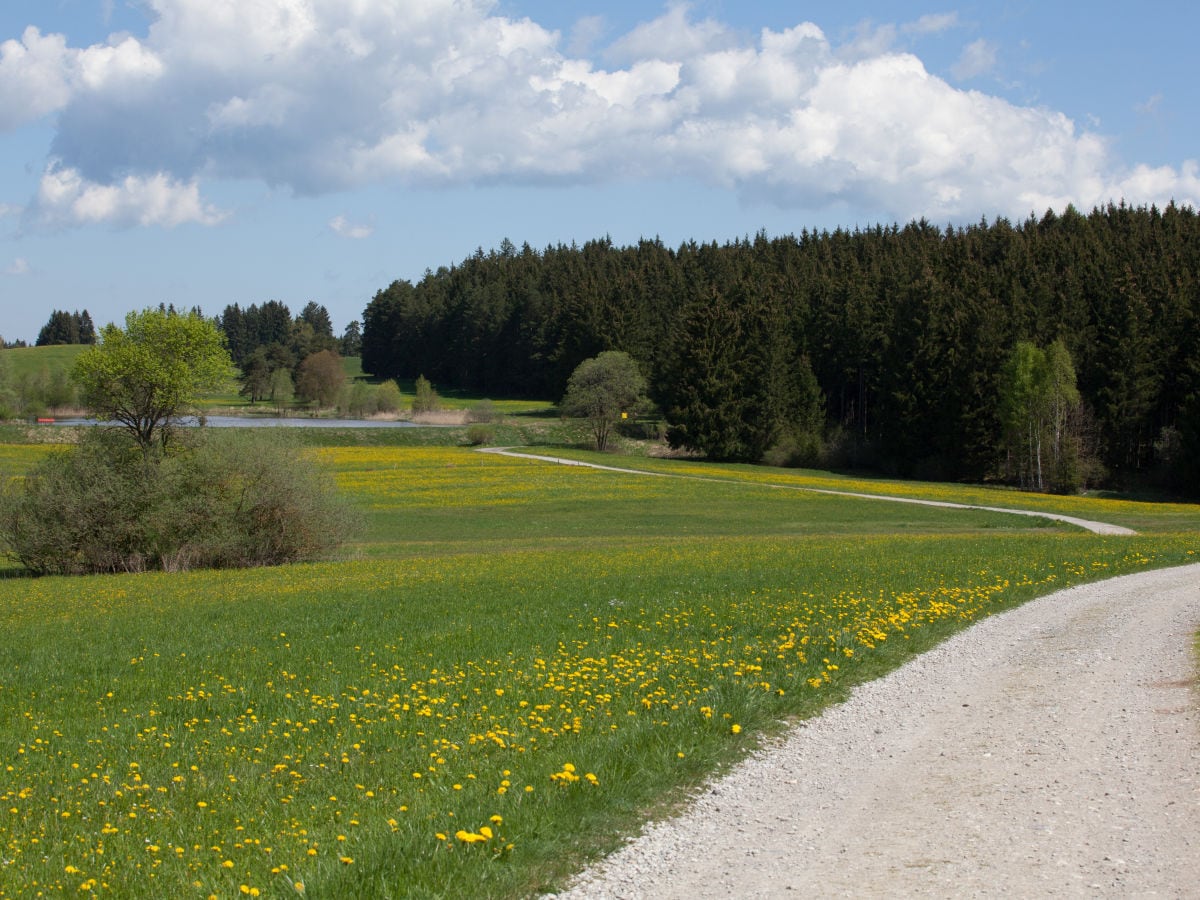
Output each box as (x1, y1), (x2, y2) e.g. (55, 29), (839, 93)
(555, 562), (1200, 898)
(476, 448), (1136, 536)
(480, 451), (1199, 896)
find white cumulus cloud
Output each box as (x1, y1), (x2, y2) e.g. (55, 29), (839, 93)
(0, 27), (75, 130)
(33, 163), (227, 228)
(4, 257), (31, 276)
(2, 0), (1198, 228)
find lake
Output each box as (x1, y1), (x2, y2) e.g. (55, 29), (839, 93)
(47, 415), (423, 429)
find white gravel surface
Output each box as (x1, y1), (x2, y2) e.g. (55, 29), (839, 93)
(554, 563), (1200, 899)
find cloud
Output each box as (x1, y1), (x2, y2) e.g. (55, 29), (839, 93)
(3, 0), (1198, 228)
(1135, 93), (1163, 116)
(903, 13), (960, 36)
(4, 257), (30, 276)
(0, 27), (75, 130)
(329, 215), (373, 239)
(32, 163), (226, 228)
(951, 38), (997, 81)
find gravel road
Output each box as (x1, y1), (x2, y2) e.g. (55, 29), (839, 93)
(555, 563), (1200, 898)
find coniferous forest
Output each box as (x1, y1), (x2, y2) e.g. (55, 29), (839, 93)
(361, 203), (1200, 495)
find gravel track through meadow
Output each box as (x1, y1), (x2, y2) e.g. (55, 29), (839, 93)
(554, 563), (1200, 899)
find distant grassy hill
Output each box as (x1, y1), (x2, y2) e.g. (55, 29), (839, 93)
(0, 344), (88, 380)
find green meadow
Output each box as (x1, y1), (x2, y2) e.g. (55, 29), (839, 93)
(0, 432), (1197, 898)
(0, 346), (88, 382)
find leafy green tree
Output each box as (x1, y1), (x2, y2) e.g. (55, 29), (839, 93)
(1043, 339), (1081, 487)
(343, 380), (373, 418)
(1000, 342), (1048, 489)
(72, 308), (233, 453)
(561, 351), (647, 451)
(411, 375), (441, 415)
(374, 379), (402, 414)
(1000, 339), (1081, 491)
(295, 349), (344, 409)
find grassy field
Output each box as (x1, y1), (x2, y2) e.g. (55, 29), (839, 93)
(511, 448), (1200, 534)
(0, 346), (88, 381)
(0, 432), (1196, 897)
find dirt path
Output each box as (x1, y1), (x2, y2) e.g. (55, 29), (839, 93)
(476, 449), (1136, 536)
(555, 564), (1200, 898)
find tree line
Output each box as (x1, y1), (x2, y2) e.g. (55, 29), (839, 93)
(361, 203), (1200, 494)
(36, 309), (96, 346)
(216, 300), (361, 407)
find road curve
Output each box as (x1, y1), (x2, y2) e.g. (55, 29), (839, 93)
(555, 563), (1200, 898)
(475, 448), (1137, 535)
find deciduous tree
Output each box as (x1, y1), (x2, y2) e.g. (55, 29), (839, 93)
(562, 351), (647, 451)
(72, 308), (232, 453)
(295, 349), (344, 409)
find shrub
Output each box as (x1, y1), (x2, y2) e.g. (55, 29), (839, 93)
(467, 398), (497, 424)
(343, 381), (375, 418)
(375, 380), (403, 415)
(763, 426), (825, 469)
(411, 375), (441, 414)
(465, 424), (496, 446)
(0, 429), (355, 575)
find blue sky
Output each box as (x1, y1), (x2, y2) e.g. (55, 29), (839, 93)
(1, 1), (1197, 343)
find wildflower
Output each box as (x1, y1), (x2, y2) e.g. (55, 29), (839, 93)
(731, 724), (742, 734)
